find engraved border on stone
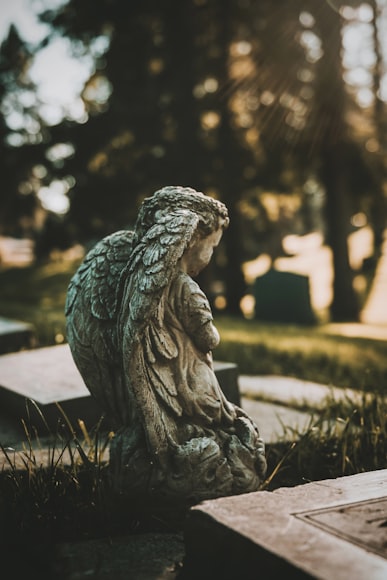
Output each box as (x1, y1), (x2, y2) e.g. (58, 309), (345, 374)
(293, 496), (387, 559)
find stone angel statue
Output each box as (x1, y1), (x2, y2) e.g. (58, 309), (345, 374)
(65, 186), (266, 501)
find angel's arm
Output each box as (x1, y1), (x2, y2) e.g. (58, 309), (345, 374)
(179, 275), (220, 353)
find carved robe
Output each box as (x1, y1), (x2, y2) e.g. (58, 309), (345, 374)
(131, 271), (235, 460)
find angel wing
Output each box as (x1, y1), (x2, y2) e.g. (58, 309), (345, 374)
(65, 230), (135, 425)
(66, 208), (200, 441)
(118, 209), (199, 360)
(117, 209), (200, 452)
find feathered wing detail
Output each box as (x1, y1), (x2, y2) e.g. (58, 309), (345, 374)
(65, 230), (135, 424)
(119, 209), (199, 349)
(118, 210), (200, 454)
(66, 230), (133, 323)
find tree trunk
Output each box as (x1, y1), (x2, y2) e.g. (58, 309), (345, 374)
(313, 2), (360, 321)
(322, 144), (359, 321)
(215, 0), (247, 315)
(165, 0), (204, 189)
(369, 0), (387, 255)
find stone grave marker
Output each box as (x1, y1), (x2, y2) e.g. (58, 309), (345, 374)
(182, 469), (387, 579)
(253, 269), (316, 325)
(295, 496), (387, 560)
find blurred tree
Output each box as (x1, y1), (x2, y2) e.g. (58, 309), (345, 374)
(307, 0), (386, 320)
(0, 25), (80, 257)
(42, 0), (265, 312)
(2, 0), (385, 319)
(0, 26), (42, 237)
(227, 0), (387, 320)
(312, 1), (360, 321)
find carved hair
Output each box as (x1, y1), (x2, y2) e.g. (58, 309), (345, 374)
(133, 186), (229, 245)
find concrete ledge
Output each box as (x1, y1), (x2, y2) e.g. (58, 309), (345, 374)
(182, 470), (387, 579)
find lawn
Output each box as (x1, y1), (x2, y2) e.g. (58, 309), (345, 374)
(215, 316), (387, 392)
(0, 260), (386, 392)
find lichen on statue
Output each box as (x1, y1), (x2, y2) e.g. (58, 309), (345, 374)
(65, 186), (266, 501)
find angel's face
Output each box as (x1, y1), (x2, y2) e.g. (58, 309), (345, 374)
(181, 228), (223, 277)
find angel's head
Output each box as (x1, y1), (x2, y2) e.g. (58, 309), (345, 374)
(134, 186), (229, 276)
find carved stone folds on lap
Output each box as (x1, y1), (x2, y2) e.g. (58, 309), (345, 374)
(65, 186), (266, 501)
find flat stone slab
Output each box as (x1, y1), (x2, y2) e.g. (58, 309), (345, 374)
(0, 316), (36, 354)
(241, 397), (312, 443)
(0, 344), (240, 429)
(0, 344), (97, 429)
(183, 470), (387, 579)
(0, 344), (89, 405)
(239, 374), (367, 410)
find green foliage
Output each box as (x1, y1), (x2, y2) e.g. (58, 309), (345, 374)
(264, 392), (387, 490)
